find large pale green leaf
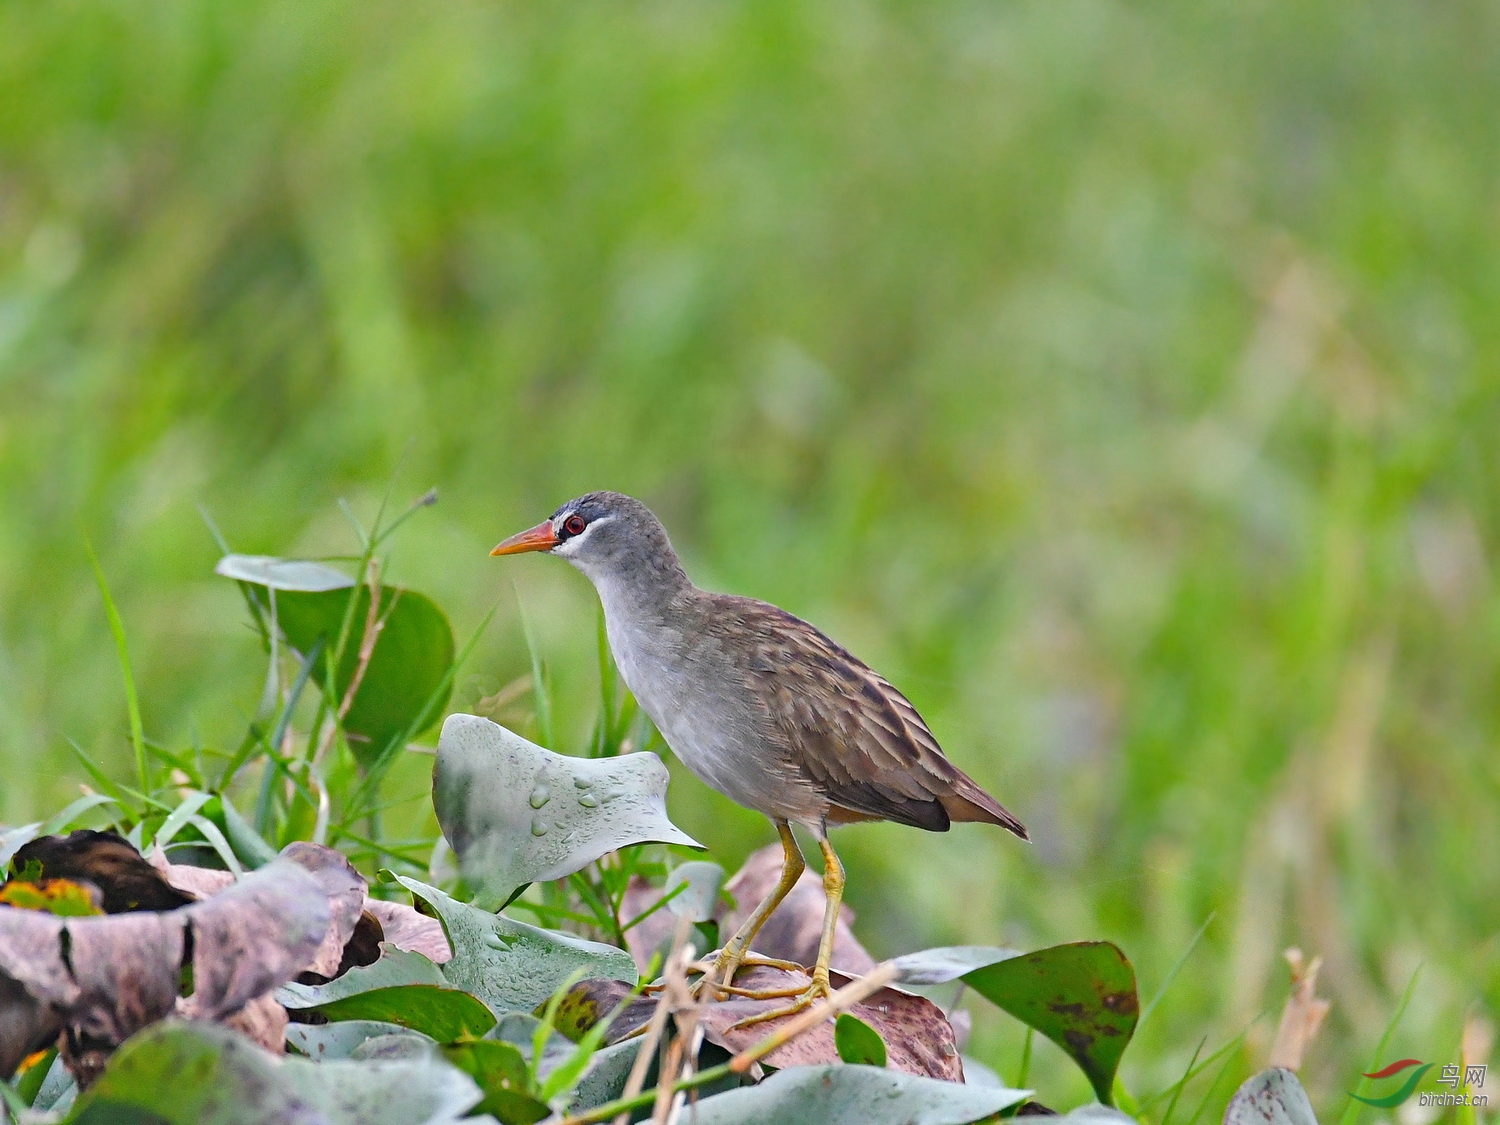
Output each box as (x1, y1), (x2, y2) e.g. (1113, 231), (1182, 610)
(431, 715), (700, 908)
(1225, 1068), (1320, 1125)
(214, 556), (355, 592)
(891, 945), (1023, 985)
(395, 875), (638, 1014)
(661, 860), (723, 921)
(904, 942), (1138, 1105)
(277, 944), (448, 1010)
(1053, 1108), (1139, 1125)
(286, 1020), (433, 1061)
(304, 984), (497, 1041)
(684, 1065), (1028, 1125)
(69, 1020), (482, 1125)
(218, 556), (455, 766)
(567, 1038), (643, 1113)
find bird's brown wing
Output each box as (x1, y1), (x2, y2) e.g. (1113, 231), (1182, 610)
(717, 598), (1027, 838)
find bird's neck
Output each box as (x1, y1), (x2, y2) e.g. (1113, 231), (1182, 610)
(574, 551), (694, 623)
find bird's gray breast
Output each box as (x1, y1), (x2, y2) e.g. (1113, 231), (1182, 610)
(600, 598), (824, 823)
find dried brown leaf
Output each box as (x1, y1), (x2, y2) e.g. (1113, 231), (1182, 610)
(696, 964), (961, 1080)
(15, 831), (194, 914)
(281, 843), (366, 978)
(363, 895), (452, 964)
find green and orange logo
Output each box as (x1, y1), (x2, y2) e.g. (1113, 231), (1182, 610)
(1350, 1059), (1432, 1107)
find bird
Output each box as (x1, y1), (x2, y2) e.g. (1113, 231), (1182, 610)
(492, 491), (1027, 1023)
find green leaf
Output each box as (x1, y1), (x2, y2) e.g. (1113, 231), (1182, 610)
(1226, 1069), (1320, 1125)
(891, 945), (1024, 985)
(218, 557), (456, 768)
(278, 945), (449, 1009)
(201, 794), (279, 869)
(484, 1012), (580, 1079)
(394, 875), (638, 1015)
(304, 983), (497, 1041)
(432, 714), (700, 909)
(281, 585), (454, 765)
(957, 942), (1139, 1105)
(684, 1065), (1028, 1125)
(69, 1020), (482, 1125)
(835, 1014), (888, 1067)
(1050, 1108), (1139, 1125)
(12, 1045), (57, 1106)
(661, 860), (723, 922)
(214, 555), (356, 591)
(84, 537), (148, 793)
(286, 1020), (433, 1061)
(441, 1040), (552, 1124)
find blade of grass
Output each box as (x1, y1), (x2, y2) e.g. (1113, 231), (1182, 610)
(196, 503), (232, 556)
(1140, 912), (1216, 1030)
(1139, 1020), (1259, 1111)
(250, 636), (324, 830)
(327, 825), (431, 865)
(592, 609), (613, 758)
(152, 790), (215, 851)
(532, 967), (591, 1088)
(65, 739), (131, 807)
(541, 975), (652, 1103)
(621, 879), (689, 933)
(39, 792), (122, 835)
(506, 900), (608, 930)
(516, 587), (553, 749)
(1159, 1035), (1208, 1125)
(343, 600), (498, 821)
(568, 870), (625, 944)
(371, 487), (439, 550)
(1340, 965), (1422, 1125)
(1182, 1037), (1245, 1125)
(183, 813), (244, 876)
(83, 536), (148, 793)
(337, 497), (372, 551)
(142, 737), (202, 786)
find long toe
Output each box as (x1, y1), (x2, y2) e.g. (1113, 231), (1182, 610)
(724, 979), (833, 1031)
(733, 953), (807, 974)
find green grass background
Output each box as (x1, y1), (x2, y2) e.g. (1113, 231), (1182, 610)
(1, 0), (1496, 1110)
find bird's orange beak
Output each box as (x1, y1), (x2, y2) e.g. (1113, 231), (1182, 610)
(490, 520), (559, 556)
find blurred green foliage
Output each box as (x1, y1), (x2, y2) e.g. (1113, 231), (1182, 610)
(0, 0), (1495, 1108)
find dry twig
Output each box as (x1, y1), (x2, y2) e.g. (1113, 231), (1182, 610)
(1267, 947), (1330, 1071)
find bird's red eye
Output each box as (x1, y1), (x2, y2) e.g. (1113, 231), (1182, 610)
(563, 514), (587, 537)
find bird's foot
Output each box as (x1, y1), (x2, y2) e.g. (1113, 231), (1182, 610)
(724, 972), (834, 1030)
(707, 982), (809, 1000)
(723, 952), (806, 974)
(687, 949), (807, 1001)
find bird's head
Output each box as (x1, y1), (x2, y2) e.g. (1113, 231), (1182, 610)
(491, 491), (684, 587)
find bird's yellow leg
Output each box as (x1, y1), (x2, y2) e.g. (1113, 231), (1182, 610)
(726, 836), (844, 1029)
(696, 820), (805, 999)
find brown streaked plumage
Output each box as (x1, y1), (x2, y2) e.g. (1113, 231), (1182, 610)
(710, 597), (1027, 837)
(492, 490), (1026, 1023)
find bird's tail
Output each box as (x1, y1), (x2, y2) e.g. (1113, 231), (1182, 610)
(941, 773), (1029, 840)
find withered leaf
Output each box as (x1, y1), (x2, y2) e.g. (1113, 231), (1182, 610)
(11, 830), (194, 914)
(0, 852), (341, 1083)
(363, 895), (451, 964)
(696, 965), (963, 1080)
